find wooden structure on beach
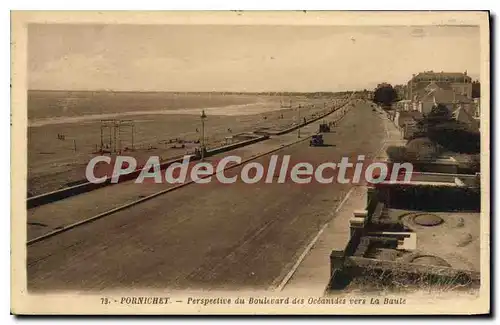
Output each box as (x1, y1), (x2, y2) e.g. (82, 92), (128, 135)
(99, 119), (135, 153)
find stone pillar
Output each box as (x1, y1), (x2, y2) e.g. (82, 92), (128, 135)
(367, 186), (376, 204)
(330, 250), (345, 273)
(329, 250), (347, 290)
(349, 210), (368, 237)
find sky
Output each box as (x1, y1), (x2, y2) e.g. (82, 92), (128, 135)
(28, 24), (480, 92)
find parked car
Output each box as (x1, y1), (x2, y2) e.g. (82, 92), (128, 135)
(310, 134), (324, 146)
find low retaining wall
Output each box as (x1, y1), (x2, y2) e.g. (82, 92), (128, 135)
(275, 102), (350, 135)
(206, 134), (268, 155)
(373, 183), (480, 212)
(27, 134), (269, 209)
(411, 160), (459, 174)
(328, 227), (364, 290)
(27, 154), (190, 209)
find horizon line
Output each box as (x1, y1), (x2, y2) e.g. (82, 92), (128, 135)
(28, 88), (371, 94)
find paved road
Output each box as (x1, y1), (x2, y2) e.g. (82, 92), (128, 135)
(27, 100), (385, 292)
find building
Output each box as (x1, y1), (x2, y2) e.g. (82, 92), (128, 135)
(407, 71), (473, 100)
(450, 106), (480, 132)
(473, 98), (481, 119)
(394, 99), (412, 112)
(393, 110), (424, 139)
(410, 81), (474, 116)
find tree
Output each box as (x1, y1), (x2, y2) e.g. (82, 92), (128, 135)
(416, 103), (480, 154)
(427, 103), (452, 123)
(373, 83), (398, 107)
(393, 84), (407, 101)
(429, 121), (480, 154)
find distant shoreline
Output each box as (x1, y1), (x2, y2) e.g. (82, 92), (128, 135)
(28, 103), (291, 127)
(28, 89), (351, 96)
(27, 90), (347, 126)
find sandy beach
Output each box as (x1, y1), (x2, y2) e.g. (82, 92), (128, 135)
(28, 91), (344, 195)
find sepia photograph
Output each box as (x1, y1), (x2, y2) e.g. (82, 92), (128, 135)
(11, 11), (490, 315)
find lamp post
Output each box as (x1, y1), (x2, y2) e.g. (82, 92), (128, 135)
(200, 110), (207, 161)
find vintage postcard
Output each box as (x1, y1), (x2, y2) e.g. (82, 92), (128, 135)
(11, 11), (490, 315)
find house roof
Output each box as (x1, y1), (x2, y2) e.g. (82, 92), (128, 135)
(433, 89), (458, 103)
(425, 81), (452, 91)
(412, 87), (430, 100)
(397, 111), (424, 127)
(415, 87), (472, 105)
(454, 93), (473, 103)
(412, 71), (471, 81)
(412, 81), (450, 100)
(451, 107), (480, 131)
(434, 89), (474, 104)
(411, 79), (473, 107)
